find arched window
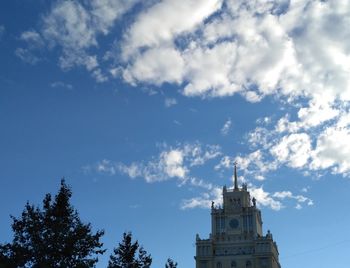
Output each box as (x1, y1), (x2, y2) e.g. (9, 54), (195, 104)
(231, 260), (237, 267)
(246, 260), (252, 267)
(216, 261), (222, 268)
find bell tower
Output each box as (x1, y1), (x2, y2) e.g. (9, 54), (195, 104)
(195, 164), (281, 268)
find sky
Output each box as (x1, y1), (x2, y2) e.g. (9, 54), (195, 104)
(1, 0), (350, 267)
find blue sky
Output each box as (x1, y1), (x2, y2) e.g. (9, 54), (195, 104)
(1, 0), (350, 267)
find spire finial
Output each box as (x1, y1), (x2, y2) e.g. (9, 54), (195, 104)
(234, 161), (238, 190)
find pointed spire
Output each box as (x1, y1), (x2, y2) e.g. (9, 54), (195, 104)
(234, 161), (238, 190)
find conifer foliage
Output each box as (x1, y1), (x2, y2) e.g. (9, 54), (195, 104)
(108, 232), (152, 268)
(165, 258), (178, 268)
(0, 179), (105, 267)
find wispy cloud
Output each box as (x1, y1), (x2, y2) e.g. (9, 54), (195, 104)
(0, 25), (5, 40)
(15, 48), (41, 65)
(89, 142), (222, 185)
(164, 98), (177, 108)
(16, 0), (138, 81)
(85, 141), (313, 211)
(220, 118), (232, 136)
(181, 184), (313, 211)
(50, 81), (73, 90)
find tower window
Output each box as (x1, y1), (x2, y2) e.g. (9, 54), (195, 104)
(231, 260), (237, 267)
(216, 261), (222, 268)
(246, 260), (252, 267)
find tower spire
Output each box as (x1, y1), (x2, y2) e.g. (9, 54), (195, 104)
(234, 161), (238, 190)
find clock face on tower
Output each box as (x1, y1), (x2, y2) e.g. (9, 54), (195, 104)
(229, 218), (239, 229)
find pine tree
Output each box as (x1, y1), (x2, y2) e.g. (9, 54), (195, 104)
(0, 179), (105, 267)
(108, 232), (152, 268)
(165, 258), (178, 268)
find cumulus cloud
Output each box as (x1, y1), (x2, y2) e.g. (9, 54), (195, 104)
(121, 0), (223, 59)
(270, 133), (312, 168)
(120, 0), (299, 99)
(92, 0), (350, 199)
(123, 47), (185, 85)
(18, 0), (350, 107)
(310, 126), (350, 174)
(21, 0), (350, 180)
(236, 105), (350, 178)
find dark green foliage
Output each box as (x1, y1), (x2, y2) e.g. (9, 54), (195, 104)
(0, 179), (105, 267)
(108, 232), (152, 268)
(165, 258), (178, 268)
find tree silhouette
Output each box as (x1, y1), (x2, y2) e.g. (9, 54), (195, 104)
(108, 232), (152, 268)
(165, 258), (178, 268)
(0, 179), (105, 267)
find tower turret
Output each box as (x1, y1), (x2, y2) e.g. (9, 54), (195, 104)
(195, 165), (281, 268)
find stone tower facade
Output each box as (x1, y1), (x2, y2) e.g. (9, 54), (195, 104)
(195, 166), (281, 268)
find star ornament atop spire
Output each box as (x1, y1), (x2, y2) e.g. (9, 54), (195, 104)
(234, 161), (238, 190)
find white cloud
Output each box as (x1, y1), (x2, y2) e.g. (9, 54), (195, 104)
(181, 187), (222, 210)
(17, 0), (137, 80)
(310, 126), (350, 174)
(43, 1), (97, 50)
(123, 47), (185, 85)
(96, 159), (117, 175)
(273, 191), (293, 199)
(117, 162), (143, 179)
(240, 102), (350, 178)
(89, 143), (314, 211)
(184, 144), (222, 167)
(19, 0), (350, 180)
(273, 190), (313, 209)
(301, 187), (309, 193)
(249, 186), (283, 211)
(15, 48), (41, 65)
(221, 119), (232, 136)
(182, 184), (311, 211)
(93, 142), (221, 184)
(16, 31), (44, 64)
(122, 0), (223, 59)
(216, 150), (277, 181)
(18, 0), (350, 106)
(297, 99), (339, 128)
(115, 0), (350, 111)
(182, 42), (239, 97)
(50, 81), (73, 90)
(295, 203), (302, 210)
(162, 149), (187, 178)
(90, 0), (138, 35)
(187, 177), (213, 191)
(164, 98), (177, 108)
(19, 30), (44, 48)
(270, 133), (312, 168)
(243, 99), (350, 177)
